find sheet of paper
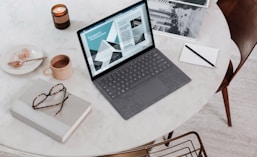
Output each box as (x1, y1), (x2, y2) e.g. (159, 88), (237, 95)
(179, 43), (219, 68)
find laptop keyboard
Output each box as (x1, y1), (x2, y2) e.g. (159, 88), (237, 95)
(97, 49), (172, 99)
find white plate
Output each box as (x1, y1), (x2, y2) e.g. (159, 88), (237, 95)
(0, 45), (44, 75)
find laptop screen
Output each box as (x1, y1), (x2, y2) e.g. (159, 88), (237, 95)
(77, 0), (154, 78)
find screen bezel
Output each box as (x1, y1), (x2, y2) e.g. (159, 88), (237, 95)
(77, 0), (155, 80)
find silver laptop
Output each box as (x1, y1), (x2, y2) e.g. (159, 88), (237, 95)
(77, 0), (191, 120)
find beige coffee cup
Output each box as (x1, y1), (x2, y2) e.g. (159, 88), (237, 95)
(43, 54), (72, 80)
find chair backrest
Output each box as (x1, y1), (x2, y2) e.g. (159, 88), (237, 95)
(218, 0), (257, 79)
(99, 131), (207, 157)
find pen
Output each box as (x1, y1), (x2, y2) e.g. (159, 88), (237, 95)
(185, 44), (215, 67)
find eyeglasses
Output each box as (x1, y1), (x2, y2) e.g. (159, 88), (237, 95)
(32, 83), (71, 116)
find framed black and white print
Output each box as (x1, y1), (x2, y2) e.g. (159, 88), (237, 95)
(148, 0), (207, 39)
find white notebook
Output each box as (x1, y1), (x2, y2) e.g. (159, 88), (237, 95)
(10, 79), (92, 143)
(179, 43), (219, 68)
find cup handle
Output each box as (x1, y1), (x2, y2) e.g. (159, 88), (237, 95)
(43, 66), (52, 76)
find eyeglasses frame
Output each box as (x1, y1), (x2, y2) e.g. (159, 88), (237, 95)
(32, 83), (71, 116)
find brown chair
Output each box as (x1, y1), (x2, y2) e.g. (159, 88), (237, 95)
(216, 0), (257, 126)
(99, 131), (207, 157)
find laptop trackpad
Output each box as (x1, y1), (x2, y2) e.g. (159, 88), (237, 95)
(134, 78), (169, 104)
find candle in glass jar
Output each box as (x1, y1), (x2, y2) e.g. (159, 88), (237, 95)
(51, 4), (70, 29)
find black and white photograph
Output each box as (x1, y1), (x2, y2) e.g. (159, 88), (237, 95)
(130, 17), (146, 44)
(169, 0), (209, 8)
(130, 16), (142, 28)
(148, 0), (206, 39)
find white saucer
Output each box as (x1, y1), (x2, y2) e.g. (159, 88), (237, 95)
(0, 45), (44, 75)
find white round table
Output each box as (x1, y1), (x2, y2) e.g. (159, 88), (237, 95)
(0, 0), (232, 156)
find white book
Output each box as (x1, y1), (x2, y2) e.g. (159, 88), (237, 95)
(179, 43), (219, 68)
(10, 79), (92, 143)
